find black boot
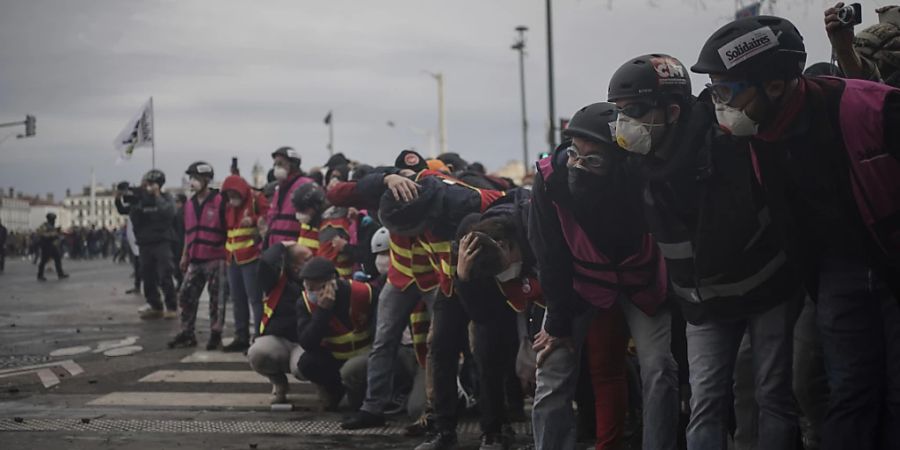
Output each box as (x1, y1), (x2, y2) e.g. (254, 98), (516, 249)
(222, 337), (249, 353)
(167, 332), (197, 349)
(206, 331), (222, 351)
(341, 410), (386, 430)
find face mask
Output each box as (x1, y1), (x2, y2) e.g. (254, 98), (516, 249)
(615, 116), (660, 155)
(495, 261), (522, 282)
(714, 103), (759, 137)
(295, 212), (312, 224)
(190, 179), (204, 192)
(273, 166), (288, 180)
(228, 198), (242, 208)
(375, 254), (391, 275)
(567, 165), (607, 199)
(145, 185), (155, 194)
(306, 291), (319, 305)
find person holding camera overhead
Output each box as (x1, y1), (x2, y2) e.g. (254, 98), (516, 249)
(115, 170), (178, 320)
(825, 3), (900, 86)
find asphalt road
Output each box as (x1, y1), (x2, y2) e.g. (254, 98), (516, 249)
(0, 258), (530, 449)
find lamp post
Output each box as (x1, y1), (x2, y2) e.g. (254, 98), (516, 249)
(511, 26), (530, 173)
(545, 0), (557, 150)
(425, 71), (447, 155)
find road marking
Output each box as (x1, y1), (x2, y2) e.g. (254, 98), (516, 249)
(179, 351), (247, 363)
(139, 370), (308, 384)
(49, 346), (92, 357)
(93, 336), (139, 353)
(103, 345), (143, 357)
(36, 369), (60, 388)
(60, 360), (84, 376)
(0, 359), (83, 376)
(88, 392), (316, 408)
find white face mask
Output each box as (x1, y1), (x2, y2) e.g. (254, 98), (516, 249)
(228, 198), (242, 208)
(375, 254), (391, 275)
(295, 212), (312, 224)
(273, 166), (288, 181)
(615, 116), (660, 155)
(190, 179), (204, 192)
(714, 103), (759, 137)
(495, 261), (523, 282)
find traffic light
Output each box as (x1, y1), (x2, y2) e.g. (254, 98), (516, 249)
(24, 115), (35, 137)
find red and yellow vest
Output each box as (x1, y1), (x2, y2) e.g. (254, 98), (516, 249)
(259, 275), (288, 336)
(319, 216), (355, 279)
(297, 223), (320, 255)
(388, 236), (439, 292)
(301, 280), (375, 360)
(408, 300), (430, 368)
(497, 275), (545, 312)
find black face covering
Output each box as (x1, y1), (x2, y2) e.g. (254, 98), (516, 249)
(567, 165), (610, 201)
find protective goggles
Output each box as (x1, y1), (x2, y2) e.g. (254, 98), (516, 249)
(565, 146), (606, 170)
(706, 80), (752, 105)
(616, 102), (657, 119)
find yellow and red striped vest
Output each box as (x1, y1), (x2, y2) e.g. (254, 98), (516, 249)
(302, 280), (374, 360)
(408, 300), (430, 368)
(259, 275), (288, 335)
(497, 275), (545, 312)
(319, 217), (355, 279)
(297, 223), (320, 255)
(225, 227), (260, 265)
(387, 236), (439, 292)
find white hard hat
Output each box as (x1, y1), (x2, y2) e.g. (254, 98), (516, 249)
(371, 227), (390, 254)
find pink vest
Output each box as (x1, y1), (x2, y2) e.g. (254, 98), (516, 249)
(833, 78), (900, 256)
(266, 175), (314, 247)
(537, 156), (667, 315)
(184, 191), (227, 262)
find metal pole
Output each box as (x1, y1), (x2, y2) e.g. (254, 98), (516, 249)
(328, 118), (334, 157)
(545, 0), (557, 150)
(513, 26), (530, 173)
(150, 97), (156, 170)
(0, 121), (25, 129)
(435, 73), (447, 155)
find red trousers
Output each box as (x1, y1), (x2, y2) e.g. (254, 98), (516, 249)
(585, 303), (628, 450)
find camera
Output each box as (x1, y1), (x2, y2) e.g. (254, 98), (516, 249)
(837, 3), (862, 27)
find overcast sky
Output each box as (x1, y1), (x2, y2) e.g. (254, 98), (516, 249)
(0, 0), (877, 198)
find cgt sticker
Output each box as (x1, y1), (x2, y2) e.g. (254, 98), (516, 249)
(404, 153), (421, 167)
(650, 56), (687, 85)
(718, 26), (779, 70)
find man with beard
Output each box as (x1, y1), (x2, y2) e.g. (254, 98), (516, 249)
(528, 103), (678, 450)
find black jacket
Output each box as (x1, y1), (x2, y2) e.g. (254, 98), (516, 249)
(116, 192), (176, 247)
(258, 244), (300, 342)
(295, 279), (381, 353)
(528, 146), (647, 338)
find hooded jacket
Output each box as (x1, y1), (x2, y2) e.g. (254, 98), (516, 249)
(222, 175), (270, 265)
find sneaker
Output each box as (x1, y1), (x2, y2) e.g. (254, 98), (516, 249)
(167, 331), (197, 349)
(222, 338), (249, 353)
(414, 431), (458, 450)
(58, 273), (69, 279)
(138, 305), (164, 320)
(270, 382), (289, 405)
(163, 310), (178, 320)
(479, 433), (511, 450)
(206, 331), (222, 351)
(341, 410), (386, 430)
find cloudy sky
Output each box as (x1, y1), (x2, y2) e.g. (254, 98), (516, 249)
(0, 0), (875, 198)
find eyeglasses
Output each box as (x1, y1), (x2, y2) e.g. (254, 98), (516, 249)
(706, 80), (752, 105)
(616, 102), (656, 119)
(565, 147), (606, 170)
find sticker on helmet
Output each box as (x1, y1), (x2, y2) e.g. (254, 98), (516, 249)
(404, 153), (421, 166)
(717, 26), (779, 70)
(196, 164), (212, 173)
(286, 149), (300, 159)
(650, 57), (687, 85)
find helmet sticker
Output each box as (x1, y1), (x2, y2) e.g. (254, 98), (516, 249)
(196, 164), (212, 174)
(404, 153), (421, 166)
(286, 149), (300, 159)
(717, 26), (779, 70)
(651, 57), (687, 85)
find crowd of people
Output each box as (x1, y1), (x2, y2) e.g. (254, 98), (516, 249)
(6, 6), (899, 450)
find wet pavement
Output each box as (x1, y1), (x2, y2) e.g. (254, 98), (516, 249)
(0, 258), (530, 449)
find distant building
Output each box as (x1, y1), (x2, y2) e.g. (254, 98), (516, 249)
(0, 188), (30, 232)
(63, 185), (125, 230)
(28, 193), (68, 230)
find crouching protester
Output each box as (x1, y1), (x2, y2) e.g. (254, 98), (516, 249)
(293, 256), (380, 411)
(607, 53), (806, 450)
(247, 241), (312, 404)
(454, 188), (544, 450)
(529, 103), (679, 450)
(222, 174), (270, 353)
(692, 15), (900, 450)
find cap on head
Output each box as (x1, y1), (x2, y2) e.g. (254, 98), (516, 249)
(298, 256), (337, 280)
(395, 150), (427, 173)
(608, 54), (692, 102)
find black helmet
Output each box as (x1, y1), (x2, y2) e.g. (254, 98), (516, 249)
(185, 161), (214, 179)
(691, 15), (806, 81)
(46, 212), (57, 220)
(142, 169), (166, 187)
(562, 102), (617, 144)
(608, 54), (692, 102)
(291, 182), (326, 213)
(271, 146), (302, 166)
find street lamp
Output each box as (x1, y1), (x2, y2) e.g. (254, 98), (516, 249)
(424, 71), (447, 155)
(545, 0), (557, 150)
(512, 26), (529, 173)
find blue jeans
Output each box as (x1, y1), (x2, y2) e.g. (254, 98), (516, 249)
(227, 260), (262, 341)
(817, 256), (900, 450)
(532, 296), (679, 450)
(359, 282), (434, 416)
(685, 294), (801, 450)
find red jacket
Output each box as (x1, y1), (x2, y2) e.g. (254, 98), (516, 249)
(222, 175), (270, 265)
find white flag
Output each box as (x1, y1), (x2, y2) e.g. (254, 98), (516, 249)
(113, 98), (154, 162)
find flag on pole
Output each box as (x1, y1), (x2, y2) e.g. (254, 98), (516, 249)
(114, 98), (154, 162)
(324, 111), (332, 125)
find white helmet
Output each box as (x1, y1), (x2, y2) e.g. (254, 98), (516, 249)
(371, 227), (390, 254)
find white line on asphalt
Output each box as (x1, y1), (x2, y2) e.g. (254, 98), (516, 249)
(0, 359), (80, 376)
(138, 370), (309, 384)
(36, 369), (60, 388)
(87, 392), (317, 408)
(60, 360), (84, 376)
(179, 351), (248, 363)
